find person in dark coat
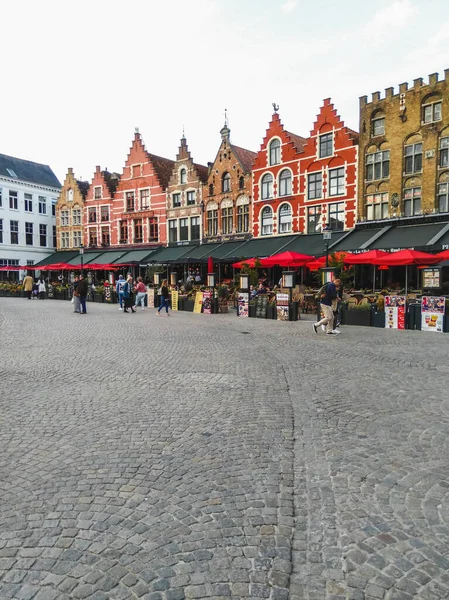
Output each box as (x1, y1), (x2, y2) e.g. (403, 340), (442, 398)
(77, 273), (88, 314)
(123, 275), (136, 313)
(156, 279), (170, 316)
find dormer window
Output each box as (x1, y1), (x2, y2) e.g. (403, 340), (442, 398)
(180, 168), (187, 184)
(94, 186), (102, 200)
(222, 172), (231, 193)
(269, 139), (280, 166)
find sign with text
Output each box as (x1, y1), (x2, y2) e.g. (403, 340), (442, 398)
(255, 294), (268, 318)
(147, 287), (155, 308)
(421, 296), (445, 333)
(171, 290), (179, 311)
(193, 292), (203, 313)
(238, 292), (249, 317)
(422, 268), (441, 289)
(202, 290), (212, 314)
(276, 293), (289, 321)
(385, 295), (406, 330)
(104, 284), (111, 303)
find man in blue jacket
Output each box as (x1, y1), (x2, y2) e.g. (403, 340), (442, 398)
(116, 275), (126, 310)
(313, 278), (341, 335)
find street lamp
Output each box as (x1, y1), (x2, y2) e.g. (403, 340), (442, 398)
(79, 243), (84, 272)
(322, 224), (332, 267)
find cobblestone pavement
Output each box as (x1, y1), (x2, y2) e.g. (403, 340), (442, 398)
(0, 298), (448, 600)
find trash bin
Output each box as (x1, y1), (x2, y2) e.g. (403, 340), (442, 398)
(371, 306), (385, 328)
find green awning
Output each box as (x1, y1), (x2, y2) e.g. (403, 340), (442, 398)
(212, 241), (249, 260)
(231, 236), (296, 259)
(147, 245), (197, 263)
(114, 248), (160, 265)
(369, 223), (445, 250)
(329, 228), (386, 252)
(282, 232), (346, 256)
(176, 244), (221, 261)
(65, 251), (103, 266)
(34, 250), (79, 267)
(88, 250), (130, 265)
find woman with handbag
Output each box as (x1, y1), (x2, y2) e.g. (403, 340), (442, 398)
(156, 279), (170, 316)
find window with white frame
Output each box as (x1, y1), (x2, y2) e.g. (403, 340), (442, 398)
(25, 222), (33, 245)
(140, 189), (150, 209)
(120, 221), (128, 243)
(237, 204), (249, 233)
(88, 228), (97, 247)
(261, 173), (273, 200)
(180, 168), (187, 184)
(61, 232), (70, 248)
(53, 226), (56, 248)
(169, 219), (178, 243)
(366, 151), (390, 180)
(207, 209), (218, 236)
(0, 219), (3, 243)
(9, 191), (18, 210)
(261, 206), (273, 235)
(366, 193), (389, 221)
(61, 210), (70, 226)
(39, 224), (47, 246)
(222, 172), (231, 193)
(73, 231), (82, 247)
(134, 219), (142, 243)
(439, 137), (449, 168)
(437, 183), (449, 213)
(269, 139), (280, 166)
(186, 190), (196, 205)
(52, 201), (56, 217)
(100, 206), (109, 222)
(10, 220), (19, 244)
(404, 187), (421, 216)
(404, 143), (423, 174)
(66, 189), (73, 202)
(126, 192), (135, 211)
(307, 206), (322, 234)
(307, 172), (322, 200)
(101, 227), (110, 246)
(25, 193), (33, 212)
(329, 167), (345, 196)
(0, 188), (2, 207)
(179, 218), (188, 241)
(279, 169), (292, 196)
(149, 217), (158, 242)
(72, 209), (81, 225)
(423, 101), (442, 123)
(94, 186), (102, 200)
(172, 193), (181, 208)
(222, 206), (233, 234)
(372, 115), (385, 136)
(191, 216), (200, 240)
(278, 203), (292, 233)
(319, 133), (333, 158)
(38, 196), (47, 214)
(88, 207), (96, 223)
(328, 202), (345, 231)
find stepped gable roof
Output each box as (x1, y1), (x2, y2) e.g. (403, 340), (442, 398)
(148, 153), (175, 189)
(285, 131), (307, 153)
(76, 180), (90, 198)
(230, 144), (257, 173)
(0, 153), (61, 188)
(103, 170), (120, 195)
(193, 162), (209, 183)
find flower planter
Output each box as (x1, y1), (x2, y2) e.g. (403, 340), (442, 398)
(371, 309), (385, 328)
(249, 305), (257, 318)
(54, 292), (66, 301)
(184, 300), (194, 312)
(342, 307), (372, 327)
(94, 294), (104, 303)
(266, 304), (277, 320)
(218, 299), (229, 313)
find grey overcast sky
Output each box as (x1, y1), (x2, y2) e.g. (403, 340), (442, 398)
(2, 0), (449, 184)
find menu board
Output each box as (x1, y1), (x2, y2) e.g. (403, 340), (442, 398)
(276, 293), (289, 321)
(147, 287), (155, 308)
(385, 295), (406, 330)
(193, 292), (203, 313)
(422, 268), (441, 289)
(238, 292), (249, 317)
(171, 290), (179, 311)
(421, 296), (445, 333)
(104, 283), (111, 303)
(255, 294), (268, 318)
(202, 291), (212, 314)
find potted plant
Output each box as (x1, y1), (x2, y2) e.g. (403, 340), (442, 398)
(248, 298), (256, 318)
(342, 302), (372, 327)
(94, 285), (105, 303)
(217, 284), (230, 313)
(266, 294), (277, 319)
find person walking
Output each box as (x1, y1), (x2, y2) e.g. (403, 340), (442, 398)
(77, 273), (88, 314)
(313, 278), (341, 335)
(134, 277), (147, 311)
(116, 275), (126, 310)
(37, 278), (46, 299)
(72, 275), (81, 313)
(123, 275), (135, 313)
(156, 279), (170, 316)
(23, 273), (33, 299)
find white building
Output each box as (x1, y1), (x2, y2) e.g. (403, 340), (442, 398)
(0, 153), (61, 277)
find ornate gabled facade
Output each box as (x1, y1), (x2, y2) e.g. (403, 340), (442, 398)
(56, 168), (89, 250)
(84, 166), (120, 249)
(166, 136), (208, 246)
(298, 99), (358, 234)
(202, 120), (256, 243)
(252, 110), (306, 237)
(110, 130), (174, 247)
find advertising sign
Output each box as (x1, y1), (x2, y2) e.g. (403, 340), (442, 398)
(385, 295), (406, 330)
(276, 293), (289, 321)
(255, 295), (268, 318)
(193, 292), (203, 313)
(171, 290), (179, 311)
(422, 268), (441, 289)
(202, 290), (212, 314)
(421, 296), (445, 332)
(104, 283), (111, 303)
(238, 292), (249, 317)
(147, 287), (155, 308)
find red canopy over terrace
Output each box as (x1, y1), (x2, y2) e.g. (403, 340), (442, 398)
(232, 258), (259, 268)
(343, 250), (391, 264)
(259, 251), (315, 268)
(39, 262), (73, 271)
(371, 249), (439, 266)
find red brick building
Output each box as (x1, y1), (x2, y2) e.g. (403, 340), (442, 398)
(298, 99), (358, 235)
(84, 166), (119, 248)
(110, 130), (174, 247)
(252, 111), (306, 237)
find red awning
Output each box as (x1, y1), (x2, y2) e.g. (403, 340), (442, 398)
(372, 249), (440, 266)
(232, 258), (259, 268)
(259, 251), (315, 268)
(343, 250), (391, 264)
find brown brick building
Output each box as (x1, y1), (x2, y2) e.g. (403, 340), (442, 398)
(202, 120), (256, 243)
(358, 69), (449, 222)
(56, 168), (89, 250)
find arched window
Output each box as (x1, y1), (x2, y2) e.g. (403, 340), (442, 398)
(279, 169), (292, 196)
(371, 111), (385, 137)
(180, 168), (187, 184)
(422, 94), (442, 123)
(221, 199), (233, 234)
(239, 176), (244, 190)
(261, 206), (273, 236)
(222, 172), (231, 193)
(209, 183), (214, 196)
(278, 203), (292, 233)
(269, 139), (280, 166)
(261, 173), (273, 200)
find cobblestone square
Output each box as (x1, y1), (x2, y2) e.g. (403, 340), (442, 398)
(1, 298), (448, 600)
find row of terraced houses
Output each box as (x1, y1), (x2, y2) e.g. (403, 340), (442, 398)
(2, 68), (449, 270)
